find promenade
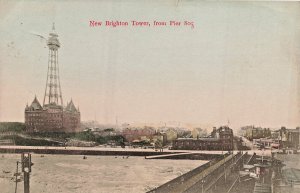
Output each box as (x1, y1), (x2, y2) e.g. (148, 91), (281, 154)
(0, 145), (272, 157)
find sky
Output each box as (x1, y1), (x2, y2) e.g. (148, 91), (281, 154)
(0, 1), (300, 130)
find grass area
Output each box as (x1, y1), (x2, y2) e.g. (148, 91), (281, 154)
(0, 126), (126, 146)
(28, 130), (126, 145)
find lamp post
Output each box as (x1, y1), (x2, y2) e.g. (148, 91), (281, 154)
(21, 153), (33, 193)
(298, 127), (300, 150)
(14, 161), (19, 193)
(223, 153), (226, 182)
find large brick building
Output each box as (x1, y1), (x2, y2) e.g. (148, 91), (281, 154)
(25, 98), (80, 132)
(24, 24), (81, 132)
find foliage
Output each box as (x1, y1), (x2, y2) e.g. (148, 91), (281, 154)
(29, 132), (72, 140)
(103, 128), (114, 132)
(94, 134), (125, 145)
(73, 130), (96, 141)
(1, 126), (126, 146)
(154, 139), (163, 149)
(132, 140), (151, 146)
(2, 135), (61, 146)
(0, 122), (25, 132)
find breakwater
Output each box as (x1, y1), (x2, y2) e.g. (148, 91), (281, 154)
(0, 146), (223, 159)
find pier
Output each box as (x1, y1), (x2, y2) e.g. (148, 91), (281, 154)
(148, 152), (248, 193)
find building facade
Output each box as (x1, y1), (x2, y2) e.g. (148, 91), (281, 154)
(278, 127), (300, 148)
(172, 126), (234, 150)
(242, 126), (271, 140)
(25, 25), (80, 132)
(121, 127), (156, 142)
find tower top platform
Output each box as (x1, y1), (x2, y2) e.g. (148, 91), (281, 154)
(47, 23), (60, 49)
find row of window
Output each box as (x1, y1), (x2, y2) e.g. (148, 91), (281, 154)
(27, 123), (62, 127)
(26, 113), (63, 118)
(27, 114), (41, 117)
(65, 121), (78, 125)
(27, 119), (62, 123)
(27, 119), (78, 123)
(27, 119), (44, 122)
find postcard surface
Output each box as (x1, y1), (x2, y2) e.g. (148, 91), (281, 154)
(0, 1), (299, 193)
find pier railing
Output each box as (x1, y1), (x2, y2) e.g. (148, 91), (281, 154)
(147, 152), (237, 193)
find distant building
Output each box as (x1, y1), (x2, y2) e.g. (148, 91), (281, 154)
(278, 127), (300, 148)
(122, 127), (156, 142)
(25, 25), (80, 132)
(172, 126), (233, 151)
(253, 138), (276, 149)
(242, 126), (271, 140)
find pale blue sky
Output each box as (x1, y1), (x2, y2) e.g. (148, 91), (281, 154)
(0, 1), (299, 129)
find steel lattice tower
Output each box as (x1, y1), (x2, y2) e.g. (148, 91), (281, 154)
(43, 23), (63, 107)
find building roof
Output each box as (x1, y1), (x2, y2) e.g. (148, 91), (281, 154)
(28, 96), (42, 110)
(65, 100), (78, 112)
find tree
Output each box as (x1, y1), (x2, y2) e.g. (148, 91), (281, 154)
(155, 139), (163, 152)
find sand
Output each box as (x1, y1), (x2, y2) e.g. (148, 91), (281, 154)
(0, 154), (207, 193)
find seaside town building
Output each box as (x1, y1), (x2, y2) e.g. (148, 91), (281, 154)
(121, 127), (156, 142)
(172, 126), (234, 150)
(241, 126), (271, 140)
(277, 127), (300, 149)
(25, 25), (80, 132)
